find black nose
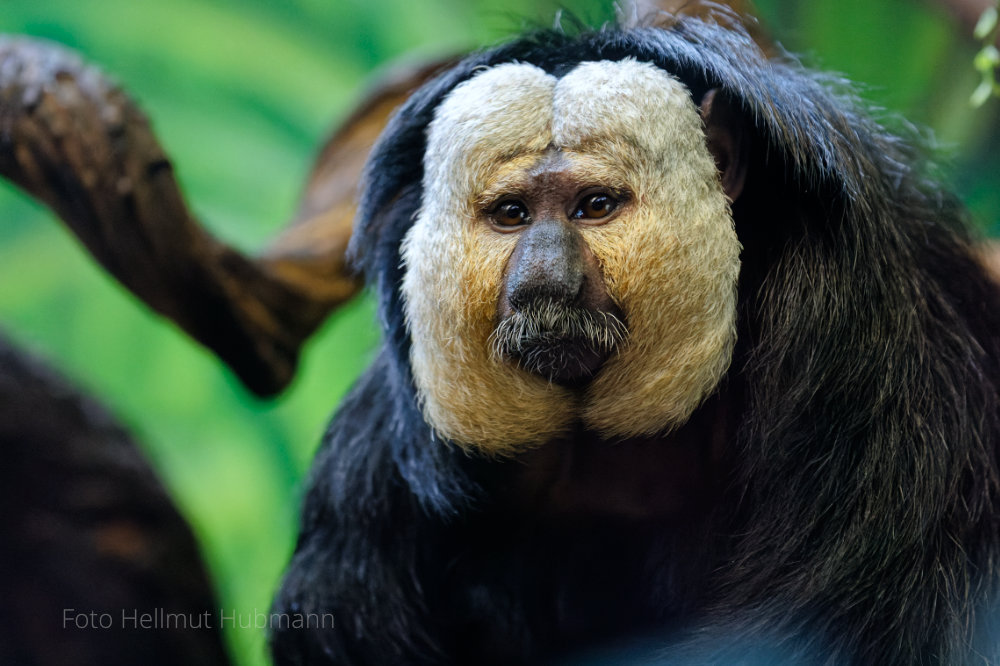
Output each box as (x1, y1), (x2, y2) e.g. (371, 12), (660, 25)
(505, 219), (584, 311)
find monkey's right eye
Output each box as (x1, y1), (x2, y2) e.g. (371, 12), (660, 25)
(491, 201), (531, 228)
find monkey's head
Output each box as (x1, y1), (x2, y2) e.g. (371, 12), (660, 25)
(397, 59), (743, 453)
(351, 18), (870, 459)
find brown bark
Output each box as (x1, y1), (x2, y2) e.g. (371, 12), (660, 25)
(0, 336), (231, 665)
(1, 37), (325, 395)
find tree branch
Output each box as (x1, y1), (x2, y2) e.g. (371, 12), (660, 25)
(0, 38), (454, 396)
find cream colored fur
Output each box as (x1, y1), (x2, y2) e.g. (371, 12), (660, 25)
(401, 60), (740, 453)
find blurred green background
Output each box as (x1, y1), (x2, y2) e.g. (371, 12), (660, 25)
(1, 1), (997, 665)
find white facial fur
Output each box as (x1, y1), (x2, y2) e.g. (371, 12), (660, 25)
(401, 59), (740, 454)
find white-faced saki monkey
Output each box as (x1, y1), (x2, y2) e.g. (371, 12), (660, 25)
(270, 10), (1000, 666)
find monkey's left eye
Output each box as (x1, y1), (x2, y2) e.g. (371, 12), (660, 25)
(572, 193), (619, 221)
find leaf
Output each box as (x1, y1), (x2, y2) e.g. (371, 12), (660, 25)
(975, 45), (1000, 71)
(974, 6), (998, 40)
(971, 80), (994, 107)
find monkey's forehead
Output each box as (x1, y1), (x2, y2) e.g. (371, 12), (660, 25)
(424, 59), (702, 192)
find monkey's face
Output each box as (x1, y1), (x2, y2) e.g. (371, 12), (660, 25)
(401, 59), (740, 454)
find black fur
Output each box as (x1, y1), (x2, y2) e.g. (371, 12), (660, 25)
(271, 12), (1000, 665)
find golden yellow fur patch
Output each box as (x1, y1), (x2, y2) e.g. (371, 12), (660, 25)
(401, 60), (740, 453)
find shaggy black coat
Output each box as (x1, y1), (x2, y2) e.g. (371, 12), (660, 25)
(271, 13), (1000, 665)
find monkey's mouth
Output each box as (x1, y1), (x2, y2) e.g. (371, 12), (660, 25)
(490, 302), (628, 385)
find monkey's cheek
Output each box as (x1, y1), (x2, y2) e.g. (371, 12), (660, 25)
(579, 250), (737, 438)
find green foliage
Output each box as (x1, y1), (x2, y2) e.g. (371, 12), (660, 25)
(0, 2), (997, 665)
(972, 5), (1000, 107)
(754, 0), (1000, 234)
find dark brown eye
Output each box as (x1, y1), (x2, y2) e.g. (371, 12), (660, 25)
(493, 200), (530, 227)
(572, 193), (618, 220)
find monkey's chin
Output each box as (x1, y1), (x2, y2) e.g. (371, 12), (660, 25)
(510, 340), (610, 386)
